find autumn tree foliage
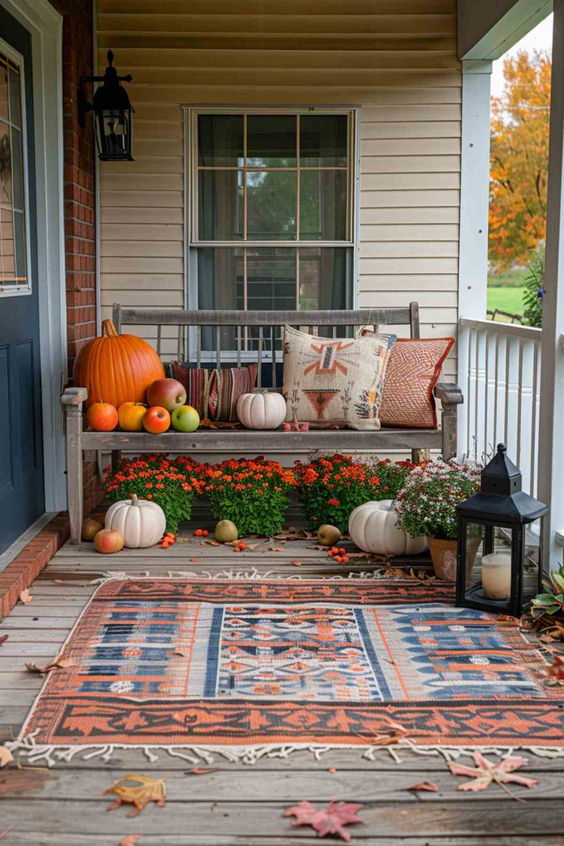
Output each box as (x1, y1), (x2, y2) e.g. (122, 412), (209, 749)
(489, 50), (551, 268)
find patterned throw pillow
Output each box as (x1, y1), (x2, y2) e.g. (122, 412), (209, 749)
(282, 325), (396, 430)
(378, 337), (455, 429)
(168, 362), (257, 422)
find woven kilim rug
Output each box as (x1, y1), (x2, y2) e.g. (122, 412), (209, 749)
(14, 578), (564, 765)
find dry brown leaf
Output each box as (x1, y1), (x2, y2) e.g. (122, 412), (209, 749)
(284, 800), (364, 842)
(0, 635), (8, 647)
(448, 752), (539, 797)
(119, 836), (142, 846)
(0, 825), (14, 841)
(404, 781), (439, 793)
(205, 539), (220, 547)
(25, 656), (73, 675)
(103, 774), (166, 817)
(19, 590), (33, 604)
(188, 767), (220, 775)
(291, 561), (302, 567)
(0, 746), (14, 768)
(172, 648), (190, 658)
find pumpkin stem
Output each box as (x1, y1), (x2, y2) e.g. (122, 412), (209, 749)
(102, 319), (119, 338)
(131, 494), (139, 506)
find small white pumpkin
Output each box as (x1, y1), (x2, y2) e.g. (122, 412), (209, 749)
(348, 500), (427, 556)
(236, 390), (287, 430)
(105, 494), (166, 548)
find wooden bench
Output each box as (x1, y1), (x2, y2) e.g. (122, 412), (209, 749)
(62, 303), (463, 543)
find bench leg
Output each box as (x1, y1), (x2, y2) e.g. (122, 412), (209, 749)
(441, 404), (458, 460)
(66, 405), (84, 544)
(111, 449), (122, 473)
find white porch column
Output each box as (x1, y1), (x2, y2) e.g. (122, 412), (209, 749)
(538, 0), (564, 572)
(457, 61), (492, 457)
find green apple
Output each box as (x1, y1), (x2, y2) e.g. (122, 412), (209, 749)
(171, 405), (200, 432)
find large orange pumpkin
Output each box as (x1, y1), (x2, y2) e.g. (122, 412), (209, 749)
(73, 319), (165, 408)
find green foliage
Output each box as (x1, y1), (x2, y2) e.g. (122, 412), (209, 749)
(530, 564), (564, 617)
(522, 252), (544, 328)
(105, 455), (201, 533)
(202, 458), (297, 537)
(295, 454), (415, 532)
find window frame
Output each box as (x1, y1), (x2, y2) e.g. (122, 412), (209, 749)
(0, 37), (32, 298)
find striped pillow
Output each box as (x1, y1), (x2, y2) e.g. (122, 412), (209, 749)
(168, 362), (257, 422)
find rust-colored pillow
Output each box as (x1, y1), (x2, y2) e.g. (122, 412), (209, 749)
(378, 338), (455, 429)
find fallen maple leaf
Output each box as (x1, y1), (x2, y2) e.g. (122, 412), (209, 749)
(25, 656), (73, 675)
(448, 752), (539, 797)
(0, 746), (14, 768)
(284, 800), (363, 842)
(19, 590), (33, 604)
(545, 652), (564, 685)
(188, 767), (220, 775)
(119, 836), (141, 846)
(0, 635), (8, 646)
(404, 781), (438, 793)
(0, 826), (14, 841)
(103, 774), (166, 817)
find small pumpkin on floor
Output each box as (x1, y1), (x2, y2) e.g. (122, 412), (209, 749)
(348, 500), (427, 556)
(105, 495), (166, 549)
(215, 519), (238, 543)
(94, 528), (124, 554)
(82, 517), (103, 542)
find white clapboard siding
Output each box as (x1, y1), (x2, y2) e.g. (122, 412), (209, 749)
(98, 0), (460, 373)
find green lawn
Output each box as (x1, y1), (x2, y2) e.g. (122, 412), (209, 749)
(487, 285), (525, 317)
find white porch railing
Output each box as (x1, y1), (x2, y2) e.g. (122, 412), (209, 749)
(458, 317), (542, 497)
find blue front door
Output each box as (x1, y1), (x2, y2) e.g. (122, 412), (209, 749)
(0, 6), (44, 554)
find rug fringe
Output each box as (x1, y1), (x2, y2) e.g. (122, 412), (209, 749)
(90, 568), (399, 585)
(8, 732), (564, 768)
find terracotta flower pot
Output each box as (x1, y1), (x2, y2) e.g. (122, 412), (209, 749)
(427, 536), (458, 582)
(427, 536), (482, 584)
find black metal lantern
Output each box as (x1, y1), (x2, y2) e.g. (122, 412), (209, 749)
(78, 51), (134, 161)
(456, 444), (549, 617)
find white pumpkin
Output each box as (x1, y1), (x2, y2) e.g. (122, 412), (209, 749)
(105, 494), (166, 548)
(348, 500), (428, 556)
(236, 390), (287, 430)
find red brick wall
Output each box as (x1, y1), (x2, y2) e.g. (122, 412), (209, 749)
(50, 0), (103, 515)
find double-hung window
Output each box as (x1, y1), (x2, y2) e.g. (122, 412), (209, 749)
(187, 109), (357, 335)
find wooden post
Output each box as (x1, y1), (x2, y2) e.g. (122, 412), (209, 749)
(435, 382), (463, 460)
(538, 0), (564, 572)
(61, 387), (88, 544)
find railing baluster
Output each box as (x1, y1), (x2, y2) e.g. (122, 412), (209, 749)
(215, 326), (221, 370)
(257, 326), (263, 388)
(157, 324), (162, 358)
(531, 342), (540, 498)
(177, 325), (182, 363)
(236, 325), (241, 368)
(196, 325), (201, 369)
(516, 339), (524, 468)
(272, 327), (277, 388)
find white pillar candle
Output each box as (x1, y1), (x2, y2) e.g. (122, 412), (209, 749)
(481, 552), (512, 600)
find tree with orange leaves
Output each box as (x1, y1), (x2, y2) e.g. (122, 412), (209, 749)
(489, 50), (551, 268)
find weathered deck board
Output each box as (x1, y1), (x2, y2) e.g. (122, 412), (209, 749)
(0, 535), (562, 844)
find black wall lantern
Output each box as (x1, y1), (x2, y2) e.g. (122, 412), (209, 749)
(456, 444), (549, 617)
(78, 50), (134, 161)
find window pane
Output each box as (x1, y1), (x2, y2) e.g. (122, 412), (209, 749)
(247, 170), (296, 240)
(247, 247), (296, 311)
(198, 170), (243, 241)
(299, 247), (352, 310)
(0, 121), (12, 206)
(247, 114), (296, 167)
(300, 170), (347, 240)
(8, 66), (21, 128)
(300, 114), (348, 167)
(0, 207), (15, 283)
(197, 247), (244, 350)
(198, 114), (244, 166)
(0, 59), (8, 121)
(10, 127), (23, 210)
(13, 210), (26, 280)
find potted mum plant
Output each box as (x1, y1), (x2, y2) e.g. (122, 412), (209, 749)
(201, 457), (297, 537)
(395, 458), (481, 580)
(105, 455), (202, 533)
(295, 454), (415, 532)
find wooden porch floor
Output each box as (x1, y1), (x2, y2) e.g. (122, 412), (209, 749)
(0, 526), (562, 845)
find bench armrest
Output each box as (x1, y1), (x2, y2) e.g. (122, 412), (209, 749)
(434, 381), (463, 406)
(61, 386), (88, 407)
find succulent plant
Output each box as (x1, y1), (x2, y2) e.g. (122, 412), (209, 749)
(530, 564), (564, 617)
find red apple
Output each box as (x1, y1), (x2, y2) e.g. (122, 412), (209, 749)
(143, 406), (171, 433)
(86, 402), (118, 431)
(146, 378), (186, 412)
(94, 528), (124, 554)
